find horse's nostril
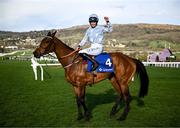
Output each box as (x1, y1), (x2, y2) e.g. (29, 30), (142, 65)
(33, 51), (36, 56)
(33, 51), (38, 58)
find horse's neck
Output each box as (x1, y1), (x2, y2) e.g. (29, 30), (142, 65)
(53, 37), (74, 67)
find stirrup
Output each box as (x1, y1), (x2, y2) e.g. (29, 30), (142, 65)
(92, 63), (98, 71)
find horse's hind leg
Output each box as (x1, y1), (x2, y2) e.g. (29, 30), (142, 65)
(109, 76), (122, 118)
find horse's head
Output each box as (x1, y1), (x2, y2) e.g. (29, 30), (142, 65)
(33, 31), (56, 58)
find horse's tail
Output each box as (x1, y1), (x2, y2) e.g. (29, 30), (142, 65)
(134, 59), (149, 97)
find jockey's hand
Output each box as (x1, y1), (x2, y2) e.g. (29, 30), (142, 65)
(104, 16), (109, 22)
(76, 45), (81, 51)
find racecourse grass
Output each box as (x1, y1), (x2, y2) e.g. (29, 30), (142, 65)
(0, 60), (180, 127)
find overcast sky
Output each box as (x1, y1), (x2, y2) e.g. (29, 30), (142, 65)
(1, 0), (180, 32)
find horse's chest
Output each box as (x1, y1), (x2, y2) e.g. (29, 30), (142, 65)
(65, 71), (88, 86)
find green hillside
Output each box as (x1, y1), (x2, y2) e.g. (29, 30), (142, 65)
(0, 24), (180, 51)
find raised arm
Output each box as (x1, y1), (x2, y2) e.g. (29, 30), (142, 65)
(103, 16), (112, 33)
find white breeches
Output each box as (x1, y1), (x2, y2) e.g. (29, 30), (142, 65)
(79, 43), (103, 56)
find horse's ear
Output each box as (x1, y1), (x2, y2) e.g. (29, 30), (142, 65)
(51, 31), (57, 37)
(47, 31), (51, 36)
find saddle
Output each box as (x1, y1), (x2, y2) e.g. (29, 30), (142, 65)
(86, 53), (114, 72)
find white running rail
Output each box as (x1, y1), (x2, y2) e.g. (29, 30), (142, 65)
(142, 62), (180, 68)
(31, 57), (180, 81)
(31, 57), (61, 81)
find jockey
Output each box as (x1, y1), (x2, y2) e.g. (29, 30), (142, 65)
(77, 14), (112, 71)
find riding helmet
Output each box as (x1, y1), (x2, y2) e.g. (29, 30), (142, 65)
(89, 14), (99, 23)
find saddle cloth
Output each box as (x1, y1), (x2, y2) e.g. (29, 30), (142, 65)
(87, 53), (114, 72)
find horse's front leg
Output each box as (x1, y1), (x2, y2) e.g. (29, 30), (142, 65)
(75, 96), (83, 120)
(74, 86), (90, 121)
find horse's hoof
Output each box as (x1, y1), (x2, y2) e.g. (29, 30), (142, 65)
(110, 107), (119, 118)
(84, 116), (90, 121)
(84, 115), (90, 121)
(110, 114), (114, 119)
(84, 111), (91, 121)
(117, 116), (126, 121)
(110, 111), (116, 118)
(77, 114), (83, 120)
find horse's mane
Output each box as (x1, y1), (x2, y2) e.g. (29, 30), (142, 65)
(54, 36), (75, 51)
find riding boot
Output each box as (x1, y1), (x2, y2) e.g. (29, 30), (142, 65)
(79, 53), (99, 71)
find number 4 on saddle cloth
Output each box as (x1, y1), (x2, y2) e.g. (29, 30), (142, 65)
(87, 53), (114, 72)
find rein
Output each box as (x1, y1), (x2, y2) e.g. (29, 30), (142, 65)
(60, 49), (79, 59)
(59, 49), (80, 69)
(62, 50), (80, 69)
(63, 60), (80, 69)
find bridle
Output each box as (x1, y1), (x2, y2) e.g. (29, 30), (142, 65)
(38, 36), (54, 56)
(39, 35), (80, 69)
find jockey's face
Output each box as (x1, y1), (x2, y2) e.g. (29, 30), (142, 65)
(90, 22), (97, 28)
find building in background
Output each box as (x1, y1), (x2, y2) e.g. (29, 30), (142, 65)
(147, 48), (176, 62)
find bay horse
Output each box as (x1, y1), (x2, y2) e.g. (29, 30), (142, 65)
(33, 31), (149, 121)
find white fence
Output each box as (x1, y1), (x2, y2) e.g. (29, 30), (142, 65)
(142, 62), (180, 68)
(31, 57), (180, 81)
(31, 57), (61, 81)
